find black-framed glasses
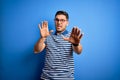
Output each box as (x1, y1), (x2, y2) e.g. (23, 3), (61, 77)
(54, 18), (67, 23)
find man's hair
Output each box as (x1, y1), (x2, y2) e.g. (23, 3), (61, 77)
(55, 10), (69, 20)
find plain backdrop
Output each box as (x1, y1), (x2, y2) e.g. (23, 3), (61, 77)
(1, 0), (120, 80)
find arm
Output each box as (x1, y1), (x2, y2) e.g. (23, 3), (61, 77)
(72, 44), (82, 54)
(63, 27), (83, 54)
(34, 37), (46, 54)
(34, 21), (52, 54)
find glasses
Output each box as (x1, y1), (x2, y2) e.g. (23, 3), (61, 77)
(54, 18), (67, 23)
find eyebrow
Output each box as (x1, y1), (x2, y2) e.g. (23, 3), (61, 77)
(55, 18), (67, 20)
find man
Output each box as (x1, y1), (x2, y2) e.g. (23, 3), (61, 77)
(34, 10), (83, 80)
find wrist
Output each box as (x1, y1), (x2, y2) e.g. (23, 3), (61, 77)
(41, 36), (47, 39)
(72, 43), (79, 46)
(40, 37), (46, 41)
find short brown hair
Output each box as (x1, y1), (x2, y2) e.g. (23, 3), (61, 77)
(55, 10), (69, 20)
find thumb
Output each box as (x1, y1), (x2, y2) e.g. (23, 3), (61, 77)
(63, 37), (69, 41)
(38, 24), (41, 30)
(49, 30), (54, 34)
(61, 35), (70, 41)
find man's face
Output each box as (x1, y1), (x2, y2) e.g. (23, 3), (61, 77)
(54, 15), (69, 33)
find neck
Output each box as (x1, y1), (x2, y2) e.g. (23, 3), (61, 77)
(56, 30), (65, 34)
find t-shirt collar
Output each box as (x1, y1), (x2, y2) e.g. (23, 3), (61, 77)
(54, 30), (68, 35)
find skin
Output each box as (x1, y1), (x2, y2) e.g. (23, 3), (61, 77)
(34, 14), (83, 54)
(54, 15), (69, 34)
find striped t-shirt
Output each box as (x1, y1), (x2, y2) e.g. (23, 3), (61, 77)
(41, 30), (74, 80)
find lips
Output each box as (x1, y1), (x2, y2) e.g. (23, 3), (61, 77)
(57, 26), (62, 29)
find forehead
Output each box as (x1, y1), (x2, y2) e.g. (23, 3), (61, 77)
(55, 15), (67, 19)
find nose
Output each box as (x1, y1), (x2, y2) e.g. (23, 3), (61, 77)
(58, 21), (61, 24)
(57, 20), (62, 25)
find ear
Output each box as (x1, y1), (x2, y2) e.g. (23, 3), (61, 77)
(67, 21), (69, 26)
(67, 24), (68, 26)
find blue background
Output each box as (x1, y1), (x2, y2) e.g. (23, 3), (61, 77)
(1, 0), (120, 80)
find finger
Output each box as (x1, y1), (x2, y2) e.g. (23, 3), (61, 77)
(63, 37), (70, 41)
(61, 35), (70, 41)
(49, 30), (54, 34)
(42, 21), (43, 28)
(38, 24), (41, 30)
(76, 27), (80, 35)
(43, 21), (48, 28)
(71, 27), (75, 34)
(72, 27), (78, 39)
(77, 29), (80, 36)
(74, 27), (77, 34)
(45, 21), (48, 28)
(79, 33), (84, 39)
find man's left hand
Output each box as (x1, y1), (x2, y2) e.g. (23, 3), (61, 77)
(63, 27), (83, 45)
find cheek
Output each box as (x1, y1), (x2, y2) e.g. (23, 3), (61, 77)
(63, 23), (68, 27)
(62, 25), (67, 30)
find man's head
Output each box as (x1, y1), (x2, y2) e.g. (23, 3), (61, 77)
(54, 10), (69, 33)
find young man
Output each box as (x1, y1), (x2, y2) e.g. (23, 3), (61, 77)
(34, 10), (83, 80)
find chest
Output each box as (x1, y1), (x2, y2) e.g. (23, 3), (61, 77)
(46, 35), (72, 53)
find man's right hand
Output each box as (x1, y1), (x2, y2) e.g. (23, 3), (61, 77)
(38, 21), (53, 38)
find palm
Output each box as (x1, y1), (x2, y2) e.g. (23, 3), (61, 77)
(39, 21), (50, 38)
(63, 27), (83, 44)
(69, 33), (80, 44)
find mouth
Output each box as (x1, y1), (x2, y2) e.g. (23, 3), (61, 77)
(56, 26), (62, 29)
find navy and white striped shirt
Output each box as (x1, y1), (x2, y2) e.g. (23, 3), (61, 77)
(41, 30), (74, 80)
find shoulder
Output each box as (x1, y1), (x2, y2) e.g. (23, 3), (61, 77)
(46, 34), (56, 40)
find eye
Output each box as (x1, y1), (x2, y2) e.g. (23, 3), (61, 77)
(54, 18), (67, 23)
(61, 19), (65, 22)
(54, 18), (59, 21)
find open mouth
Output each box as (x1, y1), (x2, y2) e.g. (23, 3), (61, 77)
(57, 26), (62, 29)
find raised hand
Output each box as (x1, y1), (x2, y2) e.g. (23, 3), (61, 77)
(38, 21), (53, 38)
(63, 27), (83, 45)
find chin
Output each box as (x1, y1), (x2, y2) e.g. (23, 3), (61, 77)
(56, 30), (62, 33)
(56, 28), (65, 33)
